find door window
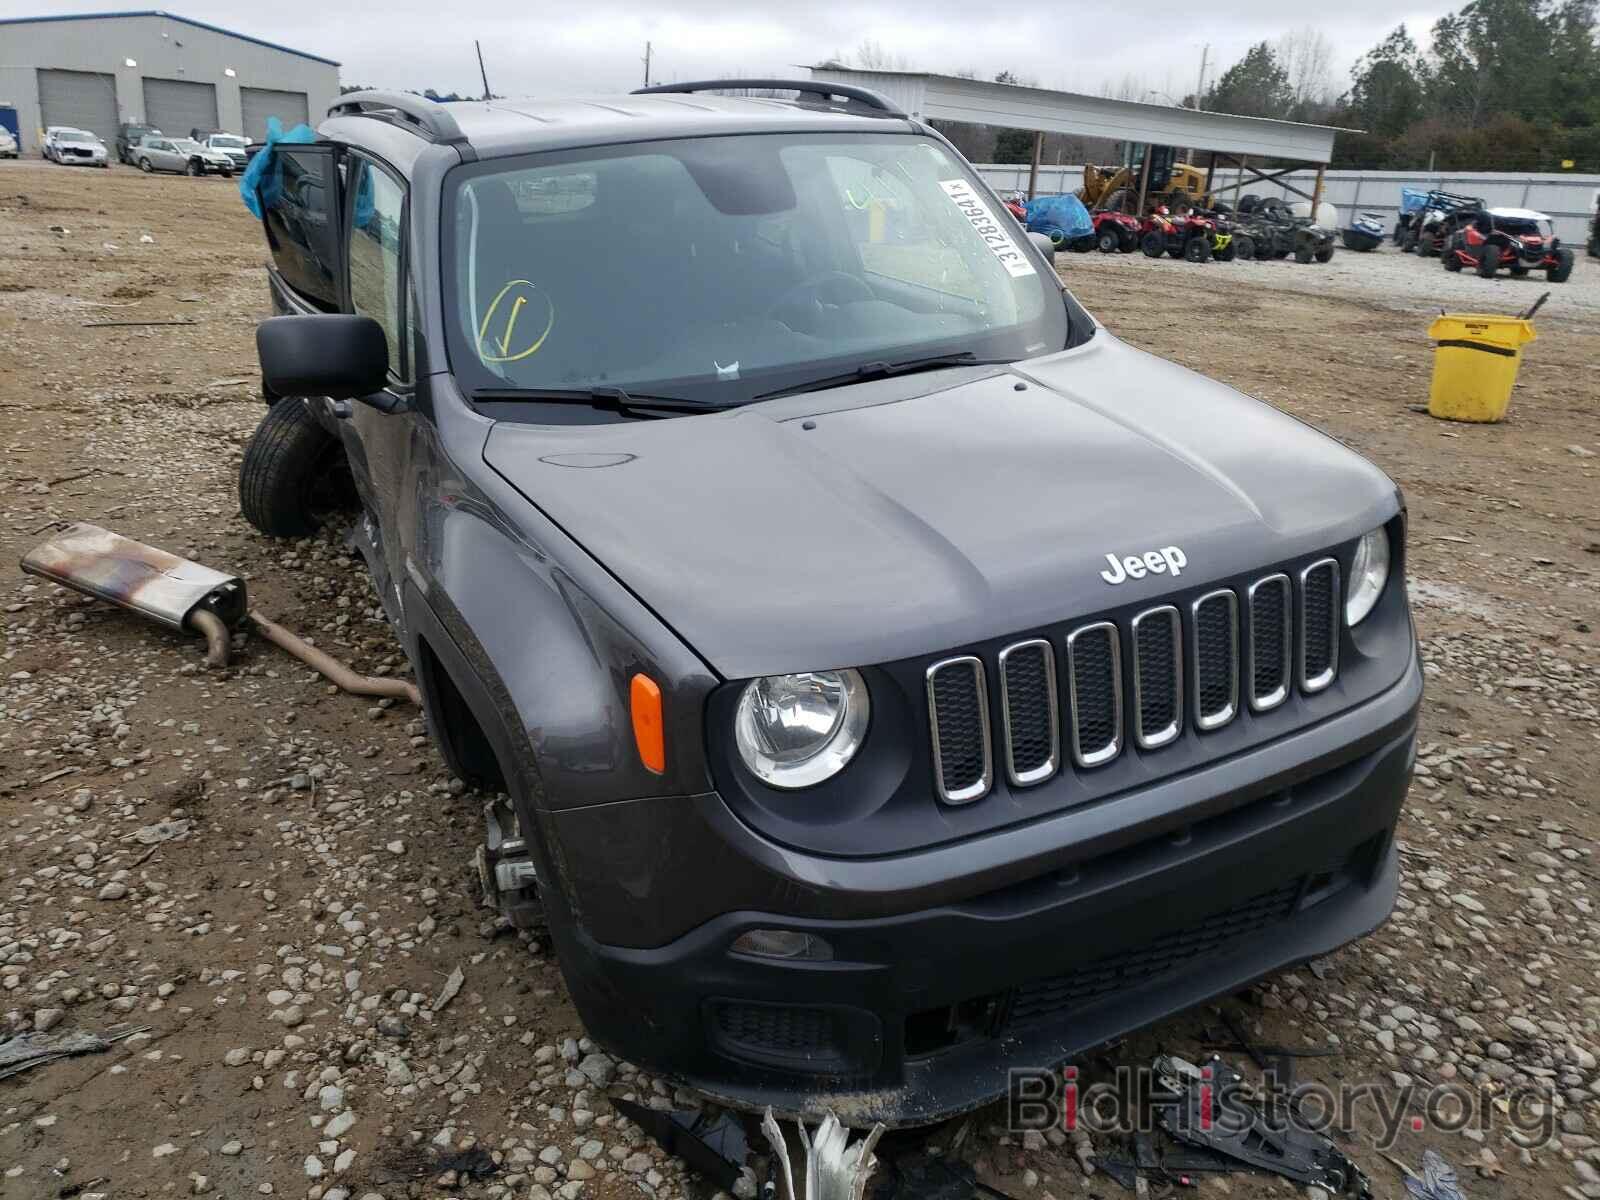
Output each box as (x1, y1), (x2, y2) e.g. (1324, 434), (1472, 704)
(261, 146), (342, 311)
(347, 157), (408, 380)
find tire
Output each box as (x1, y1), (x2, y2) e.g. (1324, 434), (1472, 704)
(1215, 239), (1236, 262)
(1315, 244), (1334, 263)
(1096, 226), (1121, 253)
(239, 400), (356, 537)
(186, 159), (201, 177)
(221, 167), (234, 179)
(1141, 232), (1165, 258)
(1402, 229), (1418, 253)
(1443, 239), (1463, 271)
(1118, 230), (1138, 253)
(1232, 233), (1255, 261)
(1183, 236), (1212, 263)
(1477, 245), (1499, 278)
(1294, 245), (1313, 264)
(1509, 265), (1529, 277)
(1548, 248), (1574, 284)
(138, 157), (153, 173)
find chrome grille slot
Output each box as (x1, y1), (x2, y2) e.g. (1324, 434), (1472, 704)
(1247, 574), (1292, 711)
(1065, 622), (1122, 767)
(926, 656), (993, 804)
(1191, 589), (1238, 730)
(1299, 558), (1340, 693)
(998, 640), (1059, 787)
(1131, 606), (1182, 750)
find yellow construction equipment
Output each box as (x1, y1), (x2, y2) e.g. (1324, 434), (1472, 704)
(1077, 146), (1212, 216)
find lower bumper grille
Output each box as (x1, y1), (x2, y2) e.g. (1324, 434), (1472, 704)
(1008, 881), (1301, 1026)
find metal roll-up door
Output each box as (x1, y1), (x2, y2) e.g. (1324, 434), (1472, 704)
(241, 88), (310, 141)
(36, 69), (118, 146)
(142, 78), (219, 139)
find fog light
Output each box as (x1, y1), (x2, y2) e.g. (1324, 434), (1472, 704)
(730, 929), (833, 961)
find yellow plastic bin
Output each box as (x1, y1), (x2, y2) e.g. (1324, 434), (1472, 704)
(1426, 313), (1538, 423)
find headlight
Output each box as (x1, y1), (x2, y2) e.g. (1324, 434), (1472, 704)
(733, 669), (869, 789)
(1346, 527), (1391, 625)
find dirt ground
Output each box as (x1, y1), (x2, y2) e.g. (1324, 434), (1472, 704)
(1, 161), (1598, 1200)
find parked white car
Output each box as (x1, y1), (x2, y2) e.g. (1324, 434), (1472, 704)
(198, 132), (249, 171)
(0, 127), (19, 158)
(132, 135), (236, 177)
(43, 126), (109, 167)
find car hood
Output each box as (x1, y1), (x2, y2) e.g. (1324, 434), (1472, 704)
(482, 332), (1399, 680)
(59, 139), (104, 151)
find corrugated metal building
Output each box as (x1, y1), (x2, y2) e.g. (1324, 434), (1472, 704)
(0, 9), (339, 155)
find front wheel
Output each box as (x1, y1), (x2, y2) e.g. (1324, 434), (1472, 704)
(1477, 246), (1500, 278)
(1215, 239), (1236, 262)
(1096, 226), (1120, 253)
(1232, 233), (1255, 261)
(239, 400), (357, 537)
(1294, 245), (1314, 264)
(1141, 232), (1165, 258)
(1443, 239), (1463, 271)
(138, 157), (153, 173)
(1183, 236), (1212, 263)
(1315, 244), (1334, 263)
(1548, 248), (1574, 283)
(186, 159), (201, 176)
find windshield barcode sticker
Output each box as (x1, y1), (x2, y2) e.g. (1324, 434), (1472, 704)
(940, 179), (1036, 278)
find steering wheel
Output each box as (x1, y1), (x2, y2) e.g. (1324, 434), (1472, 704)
(765, 271), (875, 324)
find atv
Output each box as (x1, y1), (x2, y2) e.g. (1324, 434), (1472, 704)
(1442, 206), (1575, 283)
(1403, 190), (1481, 257)
(1233, 199), (1335, 263)
(1139, 207), (1221, 262)
(1341, 211), (1386, 252)
(1091, 209), (1141, 253)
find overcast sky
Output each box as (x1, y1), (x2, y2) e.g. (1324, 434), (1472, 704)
(24, 1), (1456, 103)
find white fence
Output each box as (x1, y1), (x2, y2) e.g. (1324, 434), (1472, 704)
(972, 163), (1600, 243)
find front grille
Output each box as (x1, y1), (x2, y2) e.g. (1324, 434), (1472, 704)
(919, 554), (1346, 802)
(1300, 559), (1340, 692)
(1066, 622), (1121, 767)
(1191, 589), (1238, 730)
(1131, 606), (1182, 749)
(998, 640), (1059, 786)
(926, 656), (992, 804)
(1247, 575), (1292, 711)
(1008, 881), (1301, 1025)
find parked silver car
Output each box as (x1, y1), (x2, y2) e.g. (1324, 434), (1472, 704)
(132, 135), (235, 177)
(0, 127), (19, 159)
(43, 126), (108, 167)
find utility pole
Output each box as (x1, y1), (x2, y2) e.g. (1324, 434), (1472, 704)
(476, 40), (491, 101)
(1194, 43), (1209, 108)
(642, 41), (652, 88)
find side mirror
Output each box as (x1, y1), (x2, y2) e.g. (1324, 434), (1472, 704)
(1027, 231), (1057, 265)
(257, 315), (389, 401)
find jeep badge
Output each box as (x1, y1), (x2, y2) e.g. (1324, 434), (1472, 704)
(1100, 546), (1187, 584)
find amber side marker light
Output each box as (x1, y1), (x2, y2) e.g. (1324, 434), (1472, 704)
(630, 673), (665, 774)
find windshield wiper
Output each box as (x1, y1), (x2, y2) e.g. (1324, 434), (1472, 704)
(753, 351), (1001, 400)
(470, 386), (723, 416)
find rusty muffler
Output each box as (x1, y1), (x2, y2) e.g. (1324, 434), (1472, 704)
(21, 523), (420, 706)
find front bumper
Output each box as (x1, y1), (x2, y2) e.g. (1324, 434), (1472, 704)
(548, 651), (1420, 1125)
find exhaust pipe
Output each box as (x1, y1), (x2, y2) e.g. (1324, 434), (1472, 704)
(21, 523), (420, 706)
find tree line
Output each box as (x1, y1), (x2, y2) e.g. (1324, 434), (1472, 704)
(1206, 0), (1600, 171)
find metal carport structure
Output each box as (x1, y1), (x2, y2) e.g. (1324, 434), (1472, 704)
(808, 68), (1353, 212)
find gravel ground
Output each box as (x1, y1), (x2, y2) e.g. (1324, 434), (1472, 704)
(1081, 238), (1600, 321)
(1, 161), (1598, 1200)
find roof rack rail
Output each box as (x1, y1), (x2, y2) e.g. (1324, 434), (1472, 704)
(327, 90), (470, 147)
(631, 79), (906, 118)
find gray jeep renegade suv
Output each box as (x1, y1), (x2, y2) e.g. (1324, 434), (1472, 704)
(240, 82), (1419, 1125)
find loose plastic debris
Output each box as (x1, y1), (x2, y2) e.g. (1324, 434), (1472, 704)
(612, 1098), (751, 1192)
(1399, 1150), (1464, 1200)
(0, 1024), (150, 1081)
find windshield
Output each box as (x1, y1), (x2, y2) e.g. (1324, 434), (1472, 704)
(444, 132), (1069, 406)
(60, 129), (98, 142)
(212, 135), (246, 148)
(1493, 216), (1553, 237)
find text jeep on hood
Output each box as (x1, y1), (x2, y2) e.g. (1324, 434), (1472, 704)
(238, 81), (1420, 1126)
